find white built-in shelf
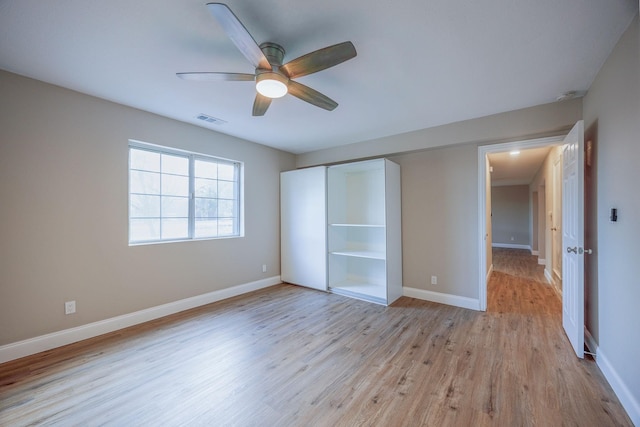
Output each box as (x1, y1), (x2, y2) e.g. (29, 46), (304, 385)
(326, 158), (402, 306)
(330, 280), (387, 302)
(329, 223), (385, 228)
(330, 250), (386, 260)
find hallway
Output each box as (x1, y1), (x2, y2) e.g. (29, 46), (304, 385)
(488, 247), (558, 314)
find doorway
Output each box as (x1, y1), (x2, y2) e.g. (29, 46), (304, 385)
(477, 136), (565, 311)
(479, 122), (586, 359)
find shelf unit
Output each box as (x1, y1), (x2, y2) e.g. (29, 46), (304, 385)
(328, 224), (385, 259)
(280, 159), (402, 306)
(327, 159), (402, 305)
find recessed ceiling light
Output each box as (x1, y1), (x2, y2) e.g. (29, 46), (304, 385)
(510, 150), (520, 156)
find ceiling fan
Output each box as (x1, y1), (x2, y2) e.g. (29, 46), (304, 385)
(177, 3), (357, 116)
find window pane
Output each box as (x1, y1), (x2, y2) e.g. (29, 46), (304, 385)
(195, 198), (217, 218)
(161, 174), (189, 196)
(161, 218), (188, 239)
(130, 170), (160, 195)
(129, 143), (242, 244)
(218, 199), (235, 217)
(130, 194), (160, 218)
(195, 160), (217, 179)
(130, 149), (160, 172)
(195, 219), (217, 238)
(162, 154), (189, 176)
(162, 196), (189, 218)
(130, 218), (160, 241)
(218, 219), (235, 236)
(195, 178), (217, 198)
(218, 163), (236, 181)
(218, 180), (235, 199)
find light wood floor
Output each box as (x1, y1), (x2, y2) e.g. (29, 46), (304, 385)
(0, 250), (632, 426)
(492, 247), (549, 284)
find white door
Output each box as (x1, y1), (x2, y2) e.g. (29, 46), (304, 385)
(552, 157), (563, 284)
(281, 167), (328, 291)
(562, 120), (585, 358)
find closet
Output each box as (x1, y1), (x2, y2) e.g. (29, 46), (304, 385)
(280, 158), (402, 305)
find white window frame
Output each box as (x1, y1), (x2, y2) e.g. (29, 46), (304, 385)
(128, 140), (243, 245)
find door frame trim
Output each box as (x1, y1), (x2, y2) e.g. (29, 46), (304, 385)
(477, 136), (565, 311)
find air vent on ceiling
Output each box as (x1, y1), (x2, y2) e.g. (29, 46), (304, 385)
(195, 113), (227, 125)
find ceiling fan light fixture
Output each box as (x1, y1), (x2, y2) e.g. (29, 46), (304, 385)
(179, 4), (356, 115)
(256, 72), (288, 98)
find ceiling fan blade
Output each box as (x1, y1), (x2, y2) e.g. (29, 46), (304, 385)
(287, 80), (338, 111)
(280, 41), (356, 79)
(207, 3), (271, 70)
(176, 72), (255, 81)
(252, 93), (272, 116)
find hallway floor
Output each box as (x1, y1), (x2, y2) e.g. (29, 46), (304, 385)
(488, 247), (557, 314)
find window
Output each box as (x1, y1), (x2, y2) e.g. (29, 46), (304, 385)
(128, 142), (242, 244)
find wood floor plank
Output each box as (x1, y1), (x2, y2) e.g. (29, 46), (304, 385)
(0, 249), (633, 426)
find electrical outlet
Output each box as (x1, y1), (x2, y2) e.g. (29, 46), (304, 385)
(65, 300), (76, 315)
(262, 264), (267, 273)
(431, 276), (437, 285)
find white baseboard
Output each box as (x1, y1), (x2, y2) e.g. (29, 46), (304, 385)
(550, 281), (562, 299)
(538, 258), (546, 266)
(597, 348), (640, 426)
(531, 250), (539, 256)
(585, 328), (598, 356)
(0, 276), (281, 364)
(544, 268), (552, 284)
(492, 243), (532, 250)
(486, 264), (494, 283)
(403, 287), (480, 311)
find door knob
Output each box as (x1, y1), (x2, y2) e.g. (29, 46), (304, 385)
(584, 248), (593, 254)
(566, 247), (577, 254)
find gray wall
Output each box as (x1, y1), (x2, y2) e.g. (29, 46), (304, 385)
(0, 71), (295, 345)
(389, 145), (478, 298)
(490, 185), (530, 246)
(583, 14), (639, 419)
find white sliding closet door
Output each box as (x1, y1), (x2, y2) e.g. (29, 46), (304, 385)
(280, 167), (328, 291)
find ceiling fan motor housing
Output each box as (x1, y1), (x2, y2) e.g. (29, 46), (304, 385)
(260, 42), (285, 67)
(256, 42), (289, 98)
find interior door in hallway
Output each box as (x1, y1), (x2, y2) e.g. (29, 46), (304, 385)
(552, 156), (563, 285)
(562, 120), (585, 359)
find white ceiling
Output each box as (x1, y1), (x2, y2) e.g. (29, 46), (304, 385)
(0, 1), (637, 154)
(488, 146), (553, 186)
